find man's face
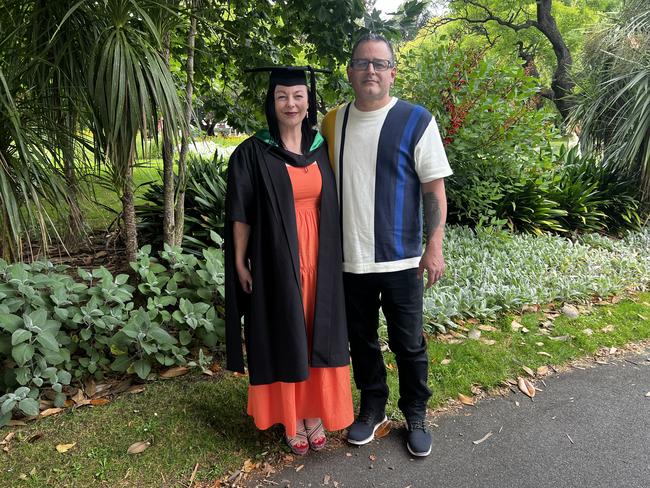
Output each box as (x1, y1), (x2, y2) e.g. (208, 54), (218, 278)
(347, 40), (396, 108)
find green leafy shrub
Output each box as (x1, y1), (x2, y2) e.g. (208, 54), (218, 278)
(395, 38), (559, 229)
(425, 225), (650, 332)
(137, 154), (228, 253)
(549, 146), (642, 235)
(0, 238), (225, 426)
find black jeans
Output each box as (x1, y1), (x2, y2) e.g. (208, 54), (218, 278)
(343, 268), (431, 420)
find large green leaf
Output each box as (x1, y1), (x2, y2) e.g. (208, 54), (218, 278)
(0, 313), (22, 333)
(18, 397), (39, 417)
(133, 358), (151, 379)
(148, 326), (176, 345)
(11, 329), (31, 346)
(11, 342), (35, 366)
(36, 331), (59, 352)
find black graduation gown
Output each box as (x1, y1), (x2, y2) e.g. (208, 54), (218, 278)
(224, 130), (349, 385)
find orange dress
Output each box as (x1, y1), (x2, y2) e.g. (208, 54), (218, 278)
(247, 162), (354, 437)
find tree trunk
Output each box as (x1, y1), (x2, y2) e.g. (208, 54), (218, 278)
(174, 1), (198, 247)
(161, 30), (176, 246)
(122, 163), (139, 263)
(536, 0), (574, 123)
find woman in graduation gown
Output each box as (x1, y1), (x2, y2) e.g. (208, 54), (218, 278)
(225, 66), (353, 455)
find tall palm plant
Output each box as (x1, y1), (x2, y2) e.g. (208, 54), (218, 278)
(571, 0), (650, 202)
(0, 66), (70, 261)
(85, 0), (184, 262)
(25, 0), (100, 247)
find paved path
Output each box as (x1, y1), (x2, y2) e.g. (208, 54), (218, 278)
(258, 349), (650, 488)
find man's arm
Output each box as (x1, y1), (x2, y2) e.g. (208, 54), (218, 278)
(418, 178), (447, 289)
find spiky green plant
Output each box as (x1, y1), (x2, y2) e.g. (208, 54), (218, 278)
(572, 0), (650, 201)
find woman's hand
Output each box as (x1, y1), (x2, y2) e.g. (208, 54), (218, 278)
(236, 262), (253, 294)
(233, 221), (252, 293)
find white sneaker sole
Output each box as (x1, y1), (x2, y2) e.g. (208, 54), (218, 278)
(347, 416), (389, 445)
(407, 441), (432, 457)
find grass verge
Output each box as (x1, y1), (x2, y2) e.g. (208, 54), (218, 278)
(1, 293), (650, 487)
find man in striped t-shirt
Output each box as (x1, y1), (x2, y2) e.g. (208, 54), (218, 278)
(321, 33), (452, 457)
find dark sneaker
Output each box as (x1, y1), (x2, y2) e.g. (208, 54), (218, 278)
(347, 409), (389, 445)
(406, 418), (431, 457)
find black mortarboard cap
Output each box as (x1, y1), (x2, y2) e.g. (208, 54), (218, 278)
(245, 65), (331, 126)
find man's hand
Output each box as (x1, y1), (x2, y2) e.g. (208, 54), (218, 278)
(418, 247), (445, 289)
(236, 263), (253, 294)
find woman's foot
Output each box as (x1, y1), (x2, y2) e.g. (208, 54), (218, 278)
(305, 418), (326, 451)
(285, 420), (309, 456)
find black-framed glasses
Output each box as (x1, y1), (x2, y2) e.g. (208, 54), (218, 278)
(349, 58), (394, 71)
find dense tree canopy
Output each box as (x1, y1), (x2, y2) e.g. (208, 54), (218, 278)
(422, 0), (623, 122)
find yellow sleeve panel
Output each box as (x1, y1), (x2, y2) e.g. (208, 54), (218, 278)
(321, 107), (340, 170)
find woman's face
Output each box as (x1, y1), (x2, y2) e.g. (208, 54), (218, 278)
(274, 84), (308, 130)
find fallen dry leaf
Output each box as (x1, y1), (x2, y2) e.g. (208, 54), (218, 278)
(160, 366), (190, 379)
(39, 399), (53, 410)
(538, 351), (552, 357)
(324, 474), (331, 485)
(369, 454), (376, 461)
(375, 420), (392, 439)
(522, 366), (535, 377)
(601, 324), (615, 333)
(89, 398), (110, 406)
(241, 459), (256, 473)
(458, 393), (476, 406)
(441, 358), (451, 365)
(84, 377), (97, 398)
(127, 441), (150, 454)
(56, 442), (76, 453)
(2, 432), (16, 444)
(472, 431), (493, 445)
(471, 385), (483, 395)
(40, 408), (64, 418)
(645, 392), (650, 397)
(385, 363), (395, 371)
(561, 304), (579, 318)
(295, 464), (304, 472)
(480, 338), (496, 345)
(536, 365), (549, 376)
(637, 314), (648, 321)
(511, 320), (523, 331)
(7, 420), (26, 427)
(549, 335), (570, 342)
(478, 325), (497, 332)
(582, 328), (594, 336)
(126, 385), (146, 395)
(468, 329), (481, 340)
(609, 347), (618, 355)
(535, 342), (545, 347)
(522, 304), (540, 313)
(518, 377), (535, 398)
(71, 389), (90, 407)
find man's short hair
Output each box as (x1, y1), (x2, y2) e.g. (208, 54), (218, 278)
(351, 33), (395, 64)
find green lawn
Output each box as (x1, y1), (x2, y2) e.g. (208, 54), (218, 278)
(79, 161), (163, 230)
(2, 292), (649, 487)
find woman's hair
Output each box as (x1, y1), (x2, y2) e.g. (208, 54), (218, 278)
(265, 85), (315, 153)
